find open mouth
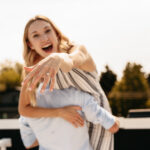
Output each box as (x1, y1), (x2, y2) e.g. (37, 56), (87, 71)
(42, 45), (53, 53)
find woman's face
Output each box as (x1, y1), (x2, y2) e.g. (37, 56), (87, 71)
(28, 20), (59, 58)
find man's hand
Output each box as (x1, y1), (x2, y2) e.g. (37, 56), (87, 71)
(108, 117), (120, 134)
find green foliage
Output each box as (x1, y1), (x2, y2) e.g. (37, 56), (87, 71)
(99, 65), (117, 96)
(0, 83), (7, 92)
(109, 62), (149, 117)
(0, 60), (23, 91)
(115, 62), (148, 92)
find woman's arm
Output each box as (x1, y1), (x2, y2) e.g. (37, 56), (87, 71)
(18, 84), (58, 118)
(55, 44), (96, 72)
(18, 84), (84, 127)
(68, 45), (96, 72)
(22, 44), (96, 92)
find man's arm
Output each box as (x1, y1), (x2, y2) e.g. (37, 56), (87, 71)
(19, 117), (39, 149)
(26, 140), (39, 149)
(82, 93), (119, 132)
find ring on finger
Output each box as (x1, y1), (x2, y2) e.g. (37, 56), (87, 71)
(46, 72), (50, 76)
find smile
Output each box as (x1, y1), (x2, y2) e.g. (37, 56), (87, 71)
(42, 44), (53, 53)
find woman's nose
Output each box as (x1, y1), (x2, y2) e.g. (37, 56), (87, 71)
(40, 34), (48, 42)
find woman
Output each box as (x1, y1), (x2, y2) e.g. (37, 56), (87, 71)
(19, 15), (119, 150)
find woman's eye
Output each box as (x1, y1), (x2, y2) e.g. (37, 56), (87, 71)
(33, 34), (39, 38)
(45, 29), (51, 33)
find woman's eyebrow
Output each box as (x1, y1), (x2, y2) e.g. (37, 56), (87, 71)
(44, 26), (50, 29)
(31, 31), (38, 34)
(31, 26), (50, 34)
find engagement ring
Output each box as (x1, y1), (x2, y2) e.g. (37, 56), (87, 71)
(46, 73), (50, 76)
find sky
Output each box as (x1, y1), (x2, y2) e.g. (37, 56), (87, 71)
(0, 0), (150, 79)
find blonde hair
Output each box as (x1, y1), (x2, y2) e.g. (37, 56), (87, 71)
(23, 15), (73, 67)
(22, 15), (74, 106)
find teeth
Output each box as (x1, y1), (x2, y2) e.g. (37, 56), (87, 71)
(42, 44), (52, 48)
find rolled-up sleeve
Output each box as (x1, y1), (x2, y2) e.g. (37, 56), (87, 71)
(19, 116), (37, 148)
(82, 93), (115, 129)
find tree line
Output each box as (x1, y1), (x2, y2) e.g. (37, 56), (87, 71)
(100, 63), (150, 116)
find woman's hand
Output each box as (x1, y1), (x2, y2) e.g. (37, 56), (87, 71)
(108, 117), (120, 134)
(22, 45), (96, 93)
(58, 106), (84, 128)
(22, 53), (73, 93)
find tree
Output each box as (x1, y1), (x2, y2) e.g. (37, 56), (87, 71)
(0, 60), (23, 91)
(146, 73), (150, 87)
(99, 65), (117, 96)
(115, 63), (148, 92)
(109, 62), (149, 117)
(146, 73), (150, 108)
(0, 60), (23, 118)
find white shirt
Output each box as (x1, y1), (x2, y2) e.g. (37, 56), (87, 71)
(19, 87), (115, 150)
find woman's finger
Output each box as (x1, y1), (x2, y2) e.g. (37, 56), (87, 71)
(28, 72), (44, 90)
(71, 121), (78, 128)
(27, 66), (48, 90)
(73, 115), (84, 127)
(70, 121), (77, 128)
(23, 66), (41, 85)
(40, 74), (51, 93)
(76, 114), (84, 124)
(24, 66), (35, 72)
(49, 68), (56, 78)
(67, 106), (84, 124)
(75, 117), (84, 126)
(71, 110), (84, 126)
(49, 69), (56, 91)
(49, 77), (55, 92)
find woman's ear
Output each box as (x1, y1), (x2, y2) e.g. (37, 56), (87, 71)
(27, 41), (34, 49)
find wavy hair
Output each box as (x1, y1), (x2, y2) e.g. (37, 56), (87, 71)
(22, 15), (74, 106)
(23, 15), (73, 67)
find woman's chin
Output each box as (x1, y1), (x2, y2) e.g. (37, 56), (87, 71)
(42, 51), (54, 57)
